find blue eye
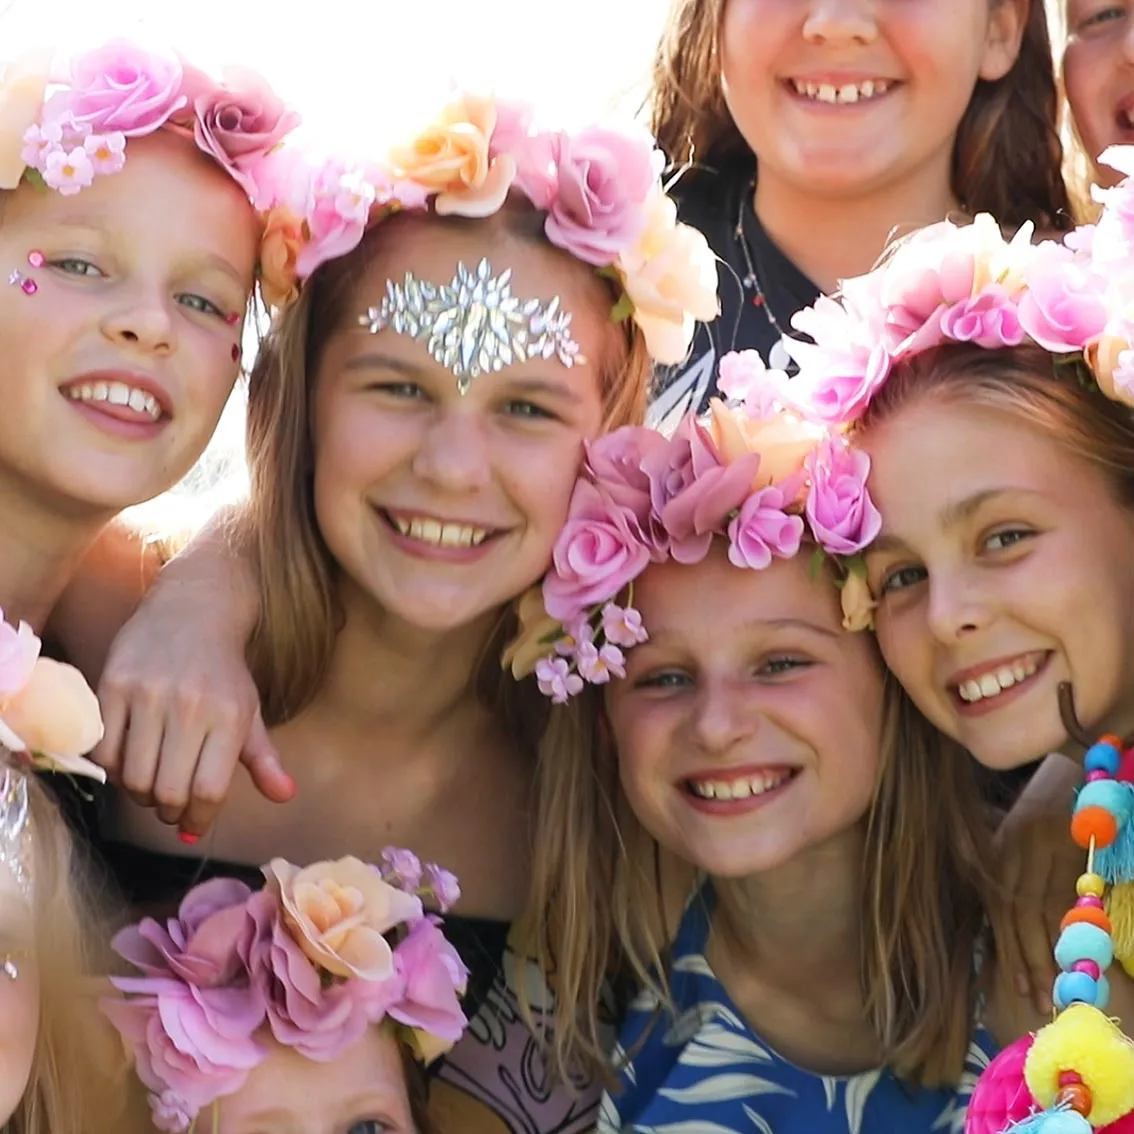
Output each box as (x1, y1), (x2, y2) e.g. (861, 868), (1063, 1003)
(347, 1121), (391, 1134)
(177, 293), (226, 318)
(636, 670), (691, 690)
(50, 257), (104, 277)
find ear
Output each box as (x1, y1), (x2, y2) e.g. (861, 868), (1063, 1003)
(979, 0), (1029, 82)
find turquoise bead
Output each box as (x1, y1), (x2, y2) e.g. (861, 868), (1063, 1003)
(1075, 779), (1133, 824)
(1085, 740), (1122, 776)
(1054, 921), (1114, 971)
(1053, 970), (1099, 1010)
(1099, 972), (1112, 1010)
(1033, 1114), (1092, 1134)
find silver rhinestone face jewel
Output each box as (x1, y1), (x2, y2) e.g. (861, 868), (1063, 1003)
(0, 767), (31, 902)
(2, 957), (18, 981)
(357, 258), (587, 395)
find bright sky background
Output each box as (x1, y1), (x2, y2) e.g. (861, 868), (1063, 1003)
(0, 0), (672, 498)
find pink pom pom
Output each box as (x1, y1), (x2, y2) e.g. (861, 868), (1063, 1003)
(964, 1035), (1036, 1134)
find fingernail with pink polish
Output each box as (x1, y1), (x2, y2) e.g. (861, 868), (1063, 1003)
(179, 832), (200, 846)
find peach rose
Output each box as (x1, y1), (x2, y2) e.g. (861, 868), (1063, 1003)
(1086, 313), (1134, 408)
(708, 399), (824, 494)
(266, 856), (423, 982)
(390, 94), (514, 218)
(501, 586), (562, 679)
(840, 573), (876, 633)
(617, 189), (719, 363)
(0, 50), (51, 190)
(258, 206), (304, 309)
(0, 658), (105, 779)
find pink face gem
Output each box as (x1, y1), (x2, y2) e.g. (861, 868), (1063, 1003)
(231, 344), (240, 362)
(26, 251), (45, 268)
(19, 278), (37, 295)
(224, 312), (240, 326)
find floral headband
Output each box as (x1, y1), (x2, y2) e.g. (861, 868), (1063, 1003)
(251, 93), (719, 364)
(503, 351), (882, 702)
(101, 850), (468, 1133)
(783, 147), (1134, 427)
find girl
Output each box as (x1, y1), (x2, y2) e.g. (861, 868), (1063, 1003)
(102, 849), (466, 1133)
(646, 0), (1071, 427)
(510, 395), (1091, 1131)
(59, 96), (717, 1133)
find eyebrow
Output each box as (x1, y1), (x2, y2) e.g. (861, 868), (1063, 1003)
(870, 487), (1041, 555)
(643, 617), (841, 646)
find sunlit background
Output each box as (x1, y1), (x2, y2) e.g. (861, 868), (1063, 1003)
(0, 0), (671, 502)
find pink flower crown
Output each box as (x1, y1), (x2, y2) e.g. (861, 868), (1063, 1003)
(251, 93), (720, 363)
(100, 850), (468, 1134)
(502, 351), (882, 702)
(0, 39), (300, 204)
(786, 147), (1134, 427)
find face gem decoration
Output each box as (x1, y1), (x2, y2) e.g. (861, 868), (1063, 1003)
(231, 343), (241, 363)
(0, 768), (30, 902)
(9, 252), (44, 296)
(358, 258), (586, 395)
(1, 956), (20, 981)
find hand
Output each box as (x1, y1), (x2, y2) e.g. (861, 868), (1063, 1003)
(92, 574), (296, 839)
(993, 753), (1083, 1015)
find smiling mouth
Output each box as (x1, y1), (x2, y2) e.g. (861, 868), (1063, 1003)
(786, 78), (895, 105)
(952, 651), (1050, 706)
(381, 510), (498, 549)
(63, 380), (164, 421)
(685, 768), (797, 801)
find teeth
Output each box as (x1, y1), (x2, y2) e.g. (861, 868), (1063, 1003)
(956, 656), (1042, 704)
(688, 771), (792, 801)
(64, 381), (161, 420)
(792, 78), (890, 104)
(392, 515), (490, 548)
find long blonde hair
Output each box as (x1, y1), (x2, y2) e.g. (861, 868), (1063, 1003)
(6, 774), (126, 1134)
(242, 203), (652, 727)
(526, 614), (996, 1089)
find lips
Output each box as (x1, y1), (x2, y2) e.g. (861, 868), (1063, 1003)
(60, 370), (172, 422)
(947, 650), (1050, 706)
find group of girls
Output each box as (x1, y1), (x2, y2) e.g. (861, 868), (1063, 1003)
(6, 1), (1134, 1133)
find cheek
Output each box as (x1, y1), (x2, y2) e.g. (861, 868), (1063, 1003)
(508, 435), (586, 530)
(0, 972), (38, 1102)
(1063, 45), (1108, 142)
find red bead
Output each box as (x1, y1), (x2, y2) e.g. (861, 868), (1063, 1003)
(1075, 895), (1105, 910)
(1073, 961), (1102, 980)
(1071, 805), (1119, 849)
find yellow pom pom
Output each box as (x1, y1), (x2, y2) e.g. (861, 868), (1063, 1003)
(1024, 1003), (1134, 1125)
(1107, 881), (1134, 964)
(1078, 873), (1107, 899)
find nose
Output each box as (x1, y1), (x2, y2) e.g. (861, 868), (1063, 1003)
(691, 680), (758, 756)
(802, 0), (878, 45)
(925, 567), (991, 645)
(100, 290), (176, 356)
(411, 407), (492, 493)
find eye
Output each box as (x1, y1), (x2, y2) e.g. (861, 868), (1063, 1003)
(347, 1121), (392, 1134)
(1078, 5), (1126, 31)
(372, 381), (427, 400)
(635, 669), (692, 691)
(177, 292), (226, 319)
(878, 564), (927, 596)
(50, 256), (104, 278)
(502, 399), (555, 420)
(756, 655), (810, 677)
(983, 527), (1033, 552)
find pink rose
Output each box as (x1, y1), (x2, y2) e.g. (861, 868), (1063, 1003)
(239, 891), (371, 1062)
(0, 614), (39, 696)
(296, 164), (375, 278)
(388, 917), (469, 1063)
(489, 103), (558, 208)
(727, 486), (804, 570)
(50, 40), (186, 138)
(642, 416), (760, 563)
(585, 427), (671, 548)
(804, 439), (882, 556)
(543, 126), (657, 265)
(542, 480), (652, 622)
(187, 66), (300, 194)
(1017, 243), (1109, 352)
(939, 285), (1026, 349)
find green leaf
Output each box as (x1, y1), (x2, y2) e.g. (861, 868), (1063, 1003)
(22, 167), (46, 193)
(845, 553), (868, 581)
(610, 292), (634, 324)
(808, 546), (826, 581)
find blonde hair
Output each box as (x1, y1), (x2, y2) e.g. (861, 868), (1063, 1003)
(243, 202), (651, 726)
(526, 612), (996, 1089)
(6, 774), (125, 1134)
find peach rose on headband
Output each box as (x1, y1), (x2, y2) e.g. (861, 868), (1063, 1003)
(617, 188), (719, 363)
(707, 399), (824, 494)
(391, 94), (515, 218)
(0, 50), (52, 190)
(501, 586), (562, 679)
(266, 857), (423, 983)
(840, 573), (876, 633)
(258, 206), (304, 309)
(1086, 311), (1134, 408)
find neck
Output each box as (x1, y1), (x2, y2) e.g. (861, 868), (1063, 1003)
(313, 575), (502, 741)
(0, 472), (107, 631)
(713, 823), (867, 991)
(754, 159), (959, 294)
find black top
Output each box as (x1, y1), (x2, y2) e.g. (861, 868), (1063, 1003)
(649, 160), (820, 429)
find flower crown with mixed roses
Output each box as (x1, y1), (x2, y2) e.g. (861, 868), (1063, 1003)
(783, 147), (1134, 427)
(252, 92), (719, 363)
(0, 39), (299, 203)
(503, 351), (882, 702)
(100, 850), (468, 1134)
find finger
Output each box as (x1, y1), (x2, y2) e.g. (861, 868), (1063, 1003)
(152, 713), (211, 828)
(1013, 900), (1056, 1014)
(240, 712), (296, 805)
(178, 725), (247, 838)
(90, 688), (130, 783)
(116, 700), (168, 808)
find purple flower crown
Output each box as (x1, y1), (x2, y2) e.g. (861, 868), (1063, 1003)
(503, 351), (883, 702)
(100, 850), (467, 1133)
(784, 147), (1134, 427)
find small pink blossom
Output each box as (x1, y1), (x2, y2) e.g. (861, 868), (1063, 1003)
(1016, 243), (1109, 352)
(574, 640), (626, 684)
(421, 863), (461, 913)
(0, 615), (40, 696)
(149, 1090), (193, 1133)
(42, 145), (94, 194)
(544, 125), (657, 265)
(380, 847), (422, 891)
(542, 480), (652, 623)
(535, 656), (583, 703)
(555, 614), (593, 657)
(804, 439), (882, 556)
(51, 40), (186, 138)
(20, 120), (63, 170)
(83, 132), (126, 176)
(601, 603), (648, 648)
(938, 285), (1026, 348)
(727, 486), (804, 570)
